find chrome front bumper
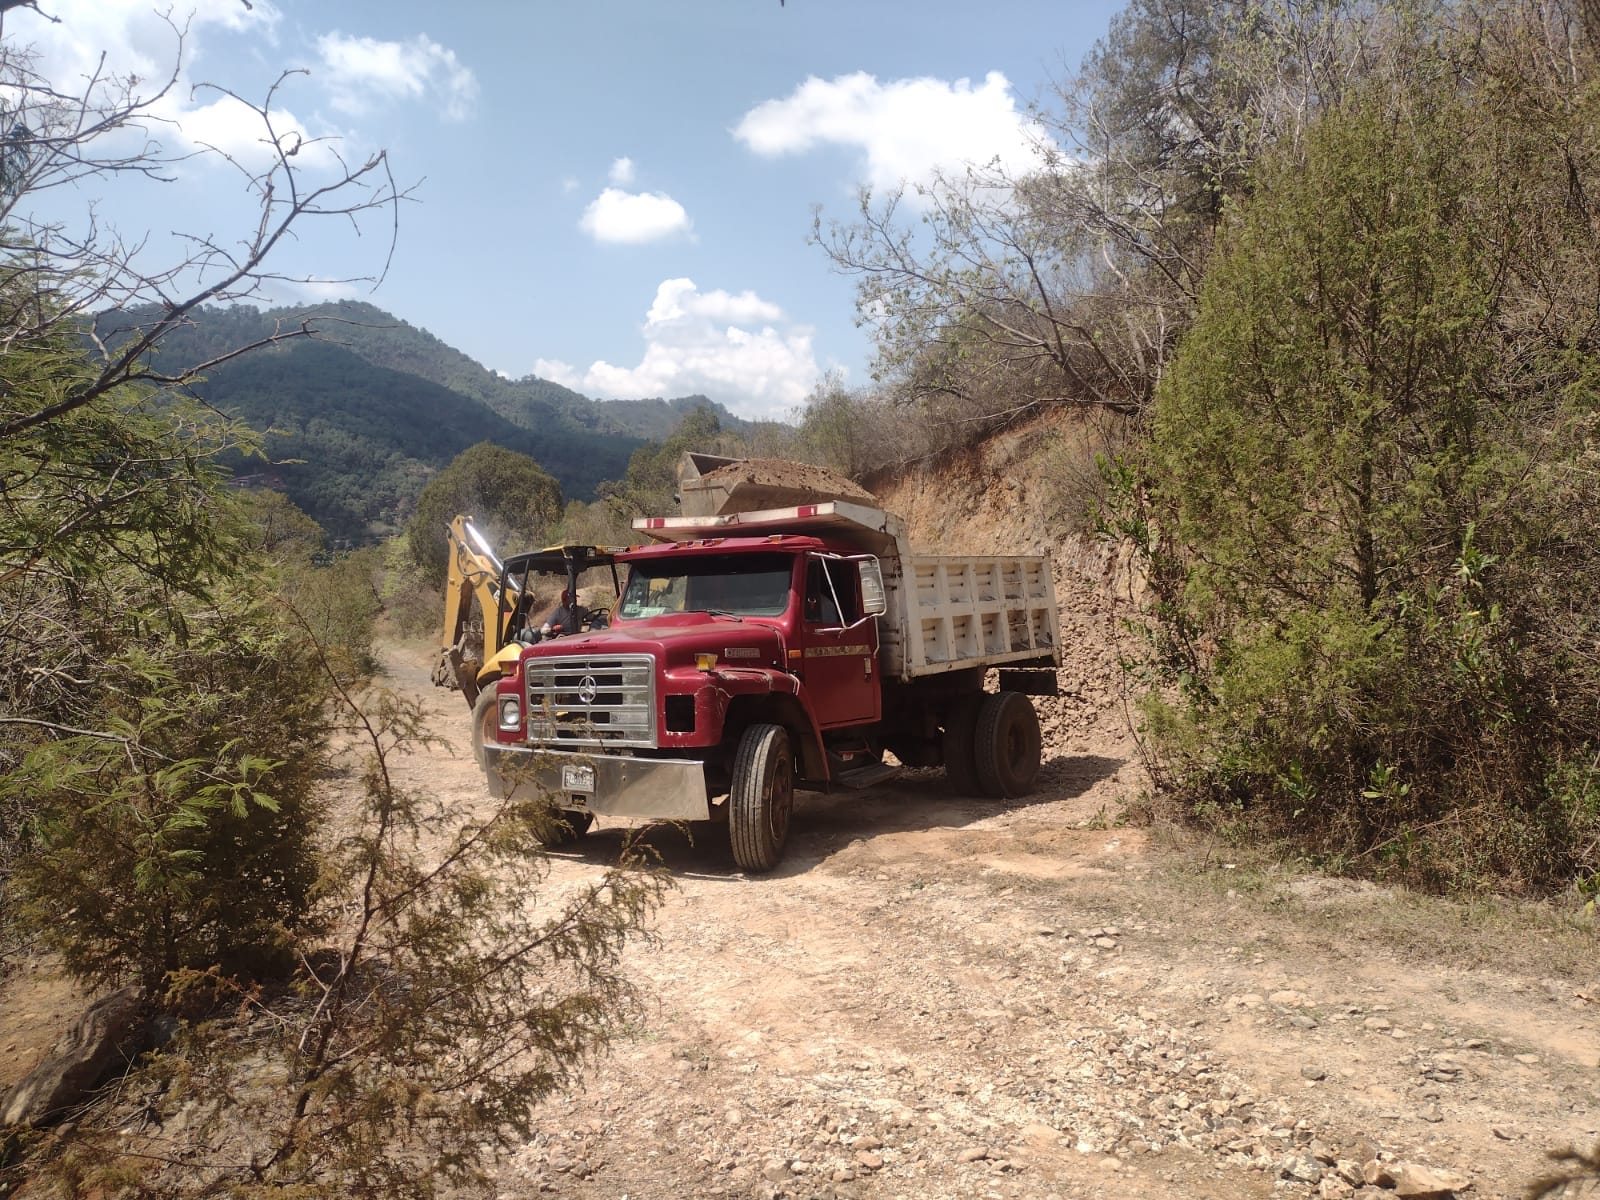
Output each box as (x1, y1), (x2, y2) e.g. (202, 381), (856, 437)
(480, 742), (710, 820)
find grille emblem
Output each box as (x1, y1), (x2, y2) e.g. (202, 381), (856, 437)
(577, 675), (598, 703)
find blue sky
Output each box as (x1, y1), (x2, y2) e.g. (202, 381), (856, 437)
(13, 0), (1126, 421)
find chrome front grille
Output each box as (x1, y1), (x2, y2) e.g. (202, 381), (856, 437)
(523, 654), (657, 749)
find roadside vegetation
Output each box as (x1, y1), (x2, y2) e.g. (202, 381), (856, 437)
(769, 0), (1600, 901)
(4, 0), (1599, 1190)
(0, 13), (663, 1197)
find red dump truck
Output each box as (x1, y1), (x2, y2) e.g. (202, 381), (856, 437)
(476, 456), (1060, 871)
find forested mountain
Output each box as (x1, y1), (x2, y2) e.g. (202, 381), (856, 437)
(196, 338), (607, 542)
(98, 304), (751, 541)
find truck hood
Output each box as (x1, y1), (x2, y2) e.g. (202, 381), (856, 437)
(521, 615), (787, 672)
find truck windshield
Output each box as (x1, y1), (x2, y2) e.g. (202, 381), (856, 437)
(617, 552), (794, 619)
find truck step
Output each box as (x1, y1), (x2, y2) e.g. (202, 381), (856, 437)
(835, 762), (903, 790)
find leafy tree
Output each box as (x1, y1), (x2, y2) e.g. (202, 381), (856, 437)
(1134, 49), (1600, 891)
(813, 0), (1422, 456)
(3, 579), (329, 989)
(14, 679), (667, 1200)
(406, 442), (563, 582)
(595, 404), (735, 519)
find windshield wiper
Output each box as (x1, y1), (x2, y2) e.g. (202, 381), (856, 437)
(691, 608), (745, 621)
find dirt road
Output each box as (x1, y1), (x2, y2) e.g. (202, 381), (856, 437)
(385, 640), (1600, 1200)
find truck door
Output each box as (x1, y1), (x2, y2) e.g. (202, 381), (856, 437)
(800, 555), (879, 727)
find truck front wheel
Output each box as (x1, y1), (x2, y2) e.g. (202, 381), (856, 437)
(471, 686), (499, 773)
(730, 724), (794, 872)
(535, 807), (595, 846)
(974, 691), (1042, 798)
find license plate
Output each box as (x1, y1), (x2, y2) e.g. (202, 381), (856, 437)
(562, 764), (596, 792)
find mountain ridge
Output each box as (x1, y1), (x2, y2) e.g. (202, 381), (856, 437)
(97, 303), (754, 541)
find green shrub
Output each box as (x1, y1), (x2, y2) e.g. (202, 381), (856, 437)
(3, 580), (328, 989)
(1131, 71), (1600, 894)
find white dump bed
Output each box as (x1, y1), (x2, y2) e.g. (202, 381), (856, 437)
(633, 501), (1059, 682)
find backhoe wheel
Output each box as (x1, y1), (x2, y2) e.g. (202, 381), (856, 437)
(974, 691), (1042, 799)
(941, 693), (984, 794)
(471, 687), (499, 773)
(729, 724), (794, 872)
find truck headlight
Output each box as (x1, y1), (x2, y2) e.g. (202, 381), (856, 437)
(498, 697), (521, 730)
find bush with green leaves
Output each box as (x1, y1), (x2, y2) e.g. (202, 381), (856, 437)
(13, 682), (666, 1200)
(3, 577), (329, 990)
(406, 441), (562, 583)
(1130, 48), (1600, 892)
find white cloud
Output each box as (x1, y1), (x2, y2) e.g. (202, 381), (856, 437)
(532, 357), (581, 389)
(0, 0), (361, 175)
(646, 278), (782, 326)
(536, 279), (818, 420)
(608, 156), (636, 185)
(579, 187), (691, 245)
(316, 32), (479, 121)
(164, 91), (342, 173)
(734, 70), (1051, 196)
(18, 0), (281, 91)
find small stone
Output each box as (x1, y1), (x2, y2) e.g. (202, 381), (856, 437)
(1308, 1140), (1337, 1165)
(1419, 1104), (1443, 1123)
(1319, 1179), (1355, 1200)
(1335, 1160), (1364, 1186)
(957, 1147), (990, 1163)
(853, 1134), (882, 1151)
(1392, 1163), (1471, 1198)
(1391, 1028), (1411, 1039)
(1095, 937), (1118, 950)
(831, 1168), (856, 1183)
(723, 1108), (743, 1127)
(1280, 1154), (1324, 1184)
(1492, 1127), (1513, 1141)
(1364, 1160), (1397, 1188)
(1097, 1156), (1122, 1171)
(1019, 1123), (1062, 1146)
(1271, 990), (1309, 1007)
(1515, 1053), (1540, 1065)
(1363, 1017), (1393, 1032)
(1301, 1065), (1327, 1081)
(1292, 1014), (1321, 1030)
(760, 1160), (791, 1184)
(855, 1151), (884, 1171)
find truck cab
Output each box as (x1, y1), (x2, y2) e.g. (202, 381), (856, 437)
(480, 534), (892, 865)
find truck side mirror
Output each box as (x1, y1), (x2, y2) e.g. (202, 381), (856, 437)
(858, 557), (887, 617)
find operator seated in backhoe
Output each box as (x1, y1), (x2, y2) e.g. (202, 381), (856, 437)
(547, 589), (584, 635)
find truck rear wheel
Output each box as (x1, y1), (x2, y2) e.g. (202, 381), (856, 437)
(942, 694), (983, 794)
(730, 723), (794, 872)
(975, 691), (1042, 798)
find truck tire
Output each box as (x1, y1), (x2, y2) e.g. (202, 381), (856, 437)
(536, 808), (594, 846)
(471, 687), (498, 773)
(942, 693), (983, 794)
(729, 724), (794, 872)
(974, 691), (1042, 798)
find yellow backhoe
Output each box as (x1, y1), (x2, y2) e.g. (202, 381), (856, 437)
(433, 514), (622, 707)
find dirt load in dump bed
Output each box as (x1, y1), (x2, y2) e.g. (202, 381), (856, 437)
(679, 454), (878, 517)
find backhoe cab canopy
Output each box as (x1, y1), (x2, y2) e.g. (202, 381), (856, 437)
(435, 514), (627, 706)
(497, 543), (623, 640)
